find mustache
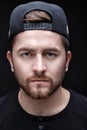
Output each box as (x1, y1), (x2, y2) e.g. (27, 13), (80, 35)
(26, 75), (52, 82)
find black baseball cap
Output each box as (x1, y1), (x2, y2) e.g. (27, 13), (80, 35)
(8, 1), (69, 42)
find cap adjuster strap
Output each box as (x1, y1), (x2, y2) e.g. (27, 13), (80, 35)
(24, 22), (52, 31)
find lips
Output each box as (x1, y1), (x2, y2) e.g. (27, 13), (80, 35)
(30, 79), (48, 82)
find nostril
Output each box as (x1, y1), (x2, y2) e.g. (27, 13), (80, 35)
(32, 64), (47, 75)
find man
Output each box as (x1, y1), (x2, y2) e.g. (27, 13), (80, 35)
(0, 1), (87, 130)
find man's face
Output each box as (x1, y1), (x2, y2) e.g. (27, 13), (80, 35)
(7, 30), (71, 99)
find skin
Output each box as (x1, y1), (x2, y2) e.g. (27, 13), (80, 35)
(7, 30), (71, 116)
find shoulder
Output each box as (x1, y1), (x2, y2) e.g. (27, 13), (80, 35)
(70, 89), (87, 104)
(0, 89), (19, 112)
(69, 89), (87, 118)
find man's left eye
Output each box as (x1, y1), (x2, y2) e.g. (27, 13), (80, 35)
(46, 52), (57, 59)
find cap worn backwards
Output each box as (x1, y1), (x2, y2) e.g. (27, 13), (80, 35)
(8, 1), (69, 42)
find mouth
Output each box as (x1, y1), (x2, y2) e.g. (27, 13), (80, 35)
(31, 79), (48, 82)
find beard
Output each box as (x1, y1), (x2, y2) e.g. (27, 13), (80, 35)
(18, 73), (65, 100)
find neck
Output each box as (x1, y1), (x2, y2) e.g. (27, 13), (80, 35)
(18, 87), (70, 116)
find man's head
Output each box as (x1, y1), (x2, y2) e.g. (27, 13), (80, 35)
(7, 1), (71, 99)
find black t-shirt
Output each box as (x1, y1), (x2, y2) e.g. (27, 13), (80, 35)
(0, 89), (87, 130)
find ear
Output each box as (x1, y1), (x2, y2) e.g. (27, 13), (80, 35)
(7, 51), (14, 72)
(65, 51), (72, 72)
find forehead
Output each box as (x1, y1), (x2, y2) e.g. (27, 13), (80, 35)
(12, 30), (64, 50)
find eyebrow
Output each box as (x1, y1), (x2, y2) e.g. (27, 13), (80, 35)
(43, 48), (60, 52)
(17, 48), (34, 52)
(17, 47), (60, 53)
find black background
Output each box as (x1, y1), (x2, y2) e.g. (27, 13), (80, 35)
(0, 0), (87, 96)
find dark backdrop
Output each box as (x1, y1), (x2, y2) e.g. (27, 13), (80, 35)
(0, 0), (87, 96)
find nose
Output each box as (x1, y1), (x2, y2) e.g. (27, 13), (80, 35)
(32, 55), (47, 76)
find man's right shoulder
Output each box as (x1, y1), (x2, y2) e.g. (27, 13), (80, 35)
(0, 89), (19, 111)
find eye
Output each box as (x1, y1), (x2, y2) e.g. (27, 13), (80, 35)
(20, 51), (31, 57)
(45, 52), (57, 59)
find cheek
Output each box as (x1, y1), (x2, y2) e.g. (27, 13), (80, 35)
(12, 60), (31, 82)
(14, 65), (26, 82)
(48, 60), (66, 80)
(13, 58), (31, 73)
